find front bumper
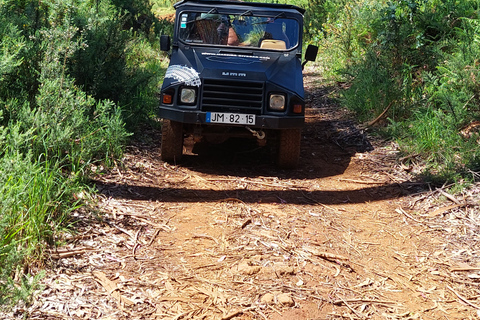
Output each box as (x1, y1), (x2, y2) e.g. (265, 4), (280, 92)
(159, 106), (304, 129)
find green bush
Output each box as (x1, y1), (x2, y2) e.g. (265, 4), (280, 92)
(16, 25), (129, 167)
(340, 50), (399, 122)
(0, 24), (24, 80)
(324, 0), (480, 183)
(0, 127), (81, 307)
(398, 16), (480, 181)
(70, 0), (166, 129)
(0, 0), (166, 308)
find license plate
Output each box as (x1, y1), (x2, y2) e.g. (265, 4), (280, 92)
(206, 112), (255, 125)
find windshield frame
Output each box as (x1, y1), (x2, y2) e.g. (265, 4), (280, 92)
(174, 5), (303, 52)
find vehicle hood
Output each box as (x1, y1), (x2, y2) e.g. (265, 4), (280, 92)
(162, 47), (304, 97)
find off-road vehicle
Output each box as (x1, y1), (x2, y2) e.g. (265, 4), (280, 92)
(159, 0), (317, 168)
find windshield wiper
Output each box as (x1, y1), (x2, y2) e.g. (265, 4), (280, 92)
(273, 12), (286, 20)
(206, 7), (218, 14)
(239, 10), (252, 17)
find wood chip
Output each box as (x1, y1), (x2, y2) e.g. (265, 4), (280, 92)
(427, 204), (464, 217)
(92, 271), (135, 306)
(49, 247), (97, 259)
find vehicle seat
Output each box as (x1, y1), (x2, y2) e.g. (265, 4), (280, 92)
(260, 39), (286, 50)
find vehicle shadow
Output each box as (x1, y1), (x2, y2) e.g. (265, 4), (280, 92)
(94, 179), (420, 205)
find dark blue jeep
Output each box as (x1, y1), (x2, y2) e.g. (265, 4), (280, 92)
(159, 0), (317, 168)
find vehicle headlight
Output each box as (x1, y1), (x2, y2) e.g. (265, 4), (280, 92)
(269, 94), (285, 111)
(180, 88), (196, 104)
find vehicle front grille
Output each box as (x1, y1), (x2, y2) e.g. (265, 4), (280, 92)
(201, 79), (264, 114)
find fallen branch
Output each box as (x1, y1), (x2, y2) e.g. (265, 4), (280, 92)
(241, 219), (252, 229)
(336, 296), (365, 319)
(437, 188), (461, 204)
(192, 233), (219, 244)
(447, 285), (480, 310)
(308, 250), (348, 261)
(127, 214), (171, 232)
(396, 208), (423, 224)
(133, 227), (142, 260)
(111, 223), (136, 241)
(49, 247), (97, 259)
(451, 267), (480, 272)
(337, 178), (387, 185)
(333, 298), (398, 306)
(302, 247), (354, 272)
(427, 204), (464, 217)
(147, 228), (161, 247)
(367, 101), (394, 127)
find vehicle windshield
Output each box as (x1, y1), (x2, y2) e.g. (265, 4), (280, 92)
(178, 11), (300, 50)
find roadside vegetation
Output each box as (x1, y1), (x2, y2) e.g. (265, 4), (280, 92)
(301, 0), (480, 184)
(0, 0), (169, 308)
(0, 0), (479, 312)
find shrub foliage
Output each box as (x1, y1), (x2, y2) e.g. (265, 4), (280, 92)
(304, 0), (480, 183)
(0, 0), (171, 308)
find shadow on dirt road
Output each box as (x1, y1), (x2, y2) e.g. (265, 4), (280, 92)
(94, 179), (413, 205)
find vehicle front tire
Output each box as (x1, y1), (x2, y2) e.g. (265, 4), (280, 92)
(161, 119), (184, 163)
(277, 128), (301, 169)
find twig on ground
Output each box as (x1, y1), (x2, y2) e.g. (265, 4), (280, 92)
(193, 233), (219, 244)
(447, 286), (480, 310)
(451, 267), (480, 272)
(337, 296), (365, 319)
(49, 247), (97, 259)
(241, 219), (252, 229)
(367, 101), (394, 127)
(147, 228), (161, 247)
(396, 208), (423, 224)
(111, 223), (136, 240)
(131, 216), (171, 232)
(427, 204), (465, 217)
(333, 299), (398, 306)
(133, 227), (142, 259)
(437, 188), (461, 204)
(337, 178), (387, 185)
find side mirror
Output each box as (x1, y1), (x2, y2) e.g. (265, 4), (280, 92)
(160, 35), (171, 52)
(302, 44), (318, 70)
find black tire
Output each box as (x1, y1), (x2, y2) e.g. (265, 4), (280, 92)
(161, 119), (184, 163)
(277, 128), (301, 169)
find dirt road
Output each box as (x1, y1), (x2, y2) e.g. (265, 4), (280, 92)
(12, 68), (480, 320)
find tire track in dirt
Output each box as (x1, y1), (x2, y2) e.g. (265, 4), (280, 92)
(8, 69), (480, 320)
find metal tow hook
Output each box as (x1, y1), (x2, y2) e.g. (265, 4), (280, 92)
(245, 126), (266, 139)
